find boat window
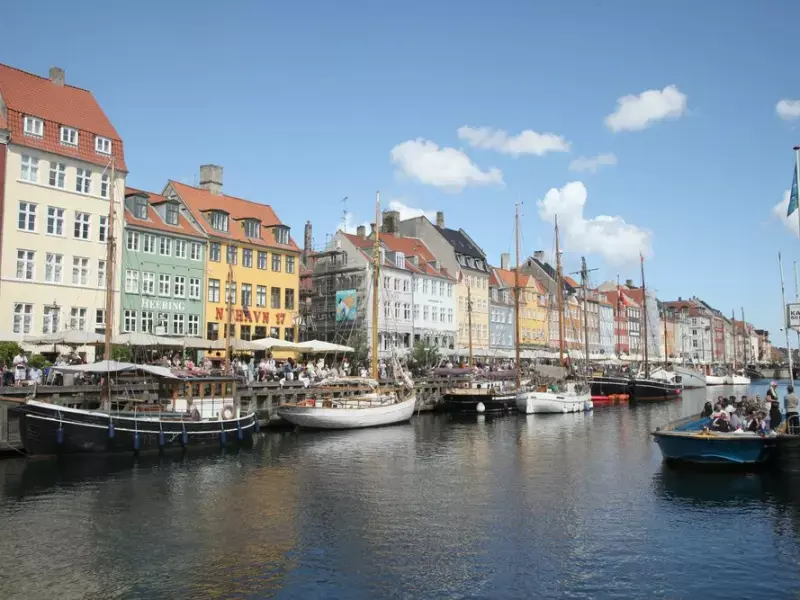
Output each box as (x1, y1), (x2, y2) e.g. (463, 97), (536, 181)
(215, 382), (223, 396)
(203, 383), (212, 397)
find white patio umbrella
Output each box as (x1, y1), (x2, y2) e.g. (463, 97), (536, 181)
(294, 340), (355, 353)
(112, 332), (183, 346)
(24, 330), (106, 345)
(249, 337), (302, 351)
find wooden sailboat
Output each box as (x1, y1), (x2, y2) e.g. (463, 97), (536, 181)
(276, 191), (417, 429)
(516, 217), (592, 414)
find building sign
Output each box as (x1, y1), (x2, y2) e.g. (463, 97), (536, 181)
(142, 298), (186, 312)
(336, 289), (357, 322)
(787, 303), (800, 328)
(214, 307), (286, 324)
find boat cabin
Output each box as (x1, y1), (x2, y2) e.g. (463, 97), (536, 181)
(159, 376), (240, 420)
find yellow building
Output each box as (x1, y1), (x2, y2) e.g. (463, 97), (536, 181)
(165, 166), (300, 344)
(520, 275), (549, 347)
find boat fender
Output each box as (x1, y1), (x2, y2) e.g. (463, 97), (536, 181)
(108, 420), (115, 439)
(476, 402), (486, 414)
(56, 425), (64, 445)
(158, 430), (166, 447)
(181, 430), (189, 447)
(222, 406), (235, 420)
(133, 431), (140, 452)
(220, 428), (228, 446)
(237, 419), (244, 441)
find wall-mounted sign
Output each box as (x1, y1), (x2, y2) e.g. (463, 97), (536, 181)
(336, 289), (357, 322)
(215, 307), (287, 324)
(787, 303), (800, 329)
(142, 298), (186, 312)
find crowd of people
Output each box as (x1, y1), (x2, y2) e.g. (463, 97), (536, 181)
(700, 381), (800, 433)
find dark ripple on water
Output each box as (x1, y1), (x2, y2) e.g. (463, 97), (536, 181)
(1, 383), (799, 599)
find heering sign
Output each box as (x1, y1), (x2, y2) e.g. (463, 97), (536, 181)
(142, 298), (187, 312)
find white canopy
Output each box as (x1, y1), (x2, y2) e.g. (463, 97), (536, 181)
(24, 330), (106, 345)
(294, 340), (355, 353)
(248, 337), (302, 351)
(112, 332), (183, 346)
(52, 360), (176, 378)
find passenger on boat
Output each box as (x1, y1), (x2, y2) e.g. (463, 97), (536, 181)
(786, 386), (799, 428)
(730, 405), (744, 430)
(710, 407), (731, 432)
(770, 395), (783, 431)
(700, 401), (714, 418)
(766, 382), (779, 403)
(747, 411), (766, 433)
(725, 396), (736, 413)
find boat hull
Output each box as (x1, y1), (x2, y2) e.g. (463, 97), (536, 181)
(724, 375), (751, 386)
(441, 392), (516, 414)
(654, 432), (775, 465)
(630, 379), (681, 401)
(19, 401), (256, 456)
(705, 375), (726, 386)
(673, 366), (706, 389)
(516, 391), (593, 414)
(276, 395), (417, 429)
(589, 376), (631, 397)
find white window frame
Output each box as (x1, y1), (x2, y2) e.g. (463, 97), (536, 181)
(100, 173), (110, 199)
(141, 272), (155, 295)
(190, 242), (202, 261)
(97, 260), (106, 289)
(142, 233), (156, 253)
(49, 162), (66, 188)
(187, 314), (200, 336)
(20, 154), (38, 182)
(174, 275), (186, 298)
(95, 136), (111, 154)
(60, 126), (78, 146)
(159, 236), (172, 256)
(165, 203), (179, 225)
(70, 307), (88, 331)
(174, 239), (187, 259)
(140, 311), (153, 333)
(125, 270), (139, 293)
(172, 313), (185, 335)
(189, 278), (200, 300)
(244, 220), (261, 238)
(127, 230), (140, 251)
(123, 309), (138, 333)
(16, 249), (35, 280)
(13, 303), (34, 334)
(74, 212), (91, 240)
(43, 306), (61, 334)
(98, 216), (107, 242)
(72, 257), (89, 286)
(23, 116), (43, 137)
(46, 206), (64, 235)
(210, 211), (229, 232)
(45, 253), (63, 283)
(76, 168), (92, 194)
(18, 201), (36, 232)
(158, 274), (171, 297)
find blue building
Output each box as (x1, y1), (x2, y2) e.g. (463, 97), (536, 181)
(489, 260), (515, 351)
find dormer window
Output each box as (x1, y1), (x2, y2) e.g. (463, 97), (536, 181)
(394, 252), (405, 268)
(244, 219), (261, 238)
(165, 202), (179, 226)
(210, 211), (229, 232)
(274, 225), (290, 245)
(60, 126), (78, 146)
(95, 136), (112, 155)
(23, 116), (43, 137)
(133, 196), (148, 219)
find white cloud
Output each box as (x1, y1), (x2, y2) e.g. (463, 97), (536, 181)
(568, 153), (618, 173)
(457, 125), (570, 156)
(387, 199), (435, 221)
(390, 138), (504, 191)
(772, 189), (799, 236)
(605, 85), (687, 132)
(537, 181), (652, 265)
(776, 99), (800, 121)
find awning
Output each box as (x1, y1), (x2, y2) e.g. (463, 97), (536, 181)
(53, 361), (176, 378)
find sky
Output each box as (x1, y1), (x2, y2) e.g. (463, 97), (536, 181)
(5, 0), (800, 342)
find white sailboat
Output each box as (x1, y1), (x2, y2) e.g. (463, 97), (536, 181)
(516, 218), (592, 414)
(277, 192), (417, 429)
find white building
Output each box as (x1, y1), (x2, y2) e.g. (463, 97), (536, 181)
(0, 65), (125, 359)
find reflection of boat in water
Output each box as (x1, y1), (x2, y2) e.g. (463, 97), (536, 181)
(653, 466), (769, 505)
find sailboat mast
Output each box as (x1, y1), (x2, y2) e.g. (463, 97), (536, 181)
(225, 262), (233, 372)
(467, 284), (473, 368)
(372, 191), (381, 380)
(616, 275), (620, 358)
(555, 216), (565, 367)
(663, 308), (669, 363)
(731, 309), (737, 372)
(514, 203), (521, 388)
(779, 252), (796, 391)
(640, 254), (649, 379)
(580, 257), (590, 368)
(102, 157), (116, 408)
(741, 307), (748, 365)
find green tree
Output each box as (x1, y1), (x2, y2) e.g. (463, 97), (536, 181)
(410, 340), (439, 373)
(27, 354), (51, 369)
(345, 330), (370, 366)
(111, 346), (133, 362)
(0, 342), (22, 368)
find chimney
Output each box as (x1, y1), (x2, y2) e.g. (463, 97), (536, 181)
(625, 279), (634, 288)
(678, 296), (682, 301)
(356, 225), (366, 239)
(382, 210), (400, 235)
(199, 164), (223, 195)
(436, 211), (445, 228)
(533, 250), (545, 262)
(500, 253), (510, 270)
(304, 221), (312, 254)
(49, 67), (65, 86)
(370, 223), (376, 236)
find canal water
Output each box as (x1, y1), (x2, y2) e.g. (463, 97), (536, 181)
(1, 382), (799, 599)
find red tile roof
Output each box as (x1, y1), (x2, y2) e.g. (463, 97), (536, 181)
(493, 267), (529, 289)
(564, 276), (580, 289)
(342, 232), (455, 280)
(124, 187), (204, 238)
(0, 63), (126, 171)
(169, 180), (299, 252)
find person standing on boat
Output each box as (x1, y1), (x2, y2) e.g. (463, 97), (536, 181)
(769, 397), (783, 431)
(766, 381), (779, 403)
(785, 386), (799, 430)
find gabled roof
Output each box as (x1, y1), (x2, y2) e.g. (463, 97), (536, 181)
(168, 181), (298, 252)
(124, 187), (204, 238)
(341, 232), (455, 280)
(435, 226), (489, 273)
(0, 63), (126, 170)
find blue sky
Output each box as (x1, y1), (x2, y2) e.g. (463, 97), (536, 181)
(5, 0), (800, 342)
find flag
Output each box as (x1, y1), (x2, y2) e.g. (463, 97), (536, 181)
(787, 162), (799, 217)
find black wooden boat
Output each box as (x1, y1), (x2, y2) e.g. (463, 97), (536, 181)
(440, 371), (518, 414)
(629, 377), (682, 401)
(590, 375), (632, 397)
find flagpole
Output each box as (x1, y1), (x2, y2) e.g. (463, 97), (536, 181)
(780, 252), (795, 406)
(795, 146), (800, 237)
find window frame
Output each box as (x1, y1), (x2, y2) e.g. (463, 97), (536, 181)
(95, 136), (112, 155)
(60, 126), (78, 146)
(23, 116), (43, 137)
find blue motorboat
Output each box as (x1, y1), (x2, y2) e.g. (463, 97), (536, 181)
(652, 414), (776, 466)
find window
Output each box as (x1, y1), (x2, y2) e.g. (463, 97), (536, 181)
(241, 325), (252, 341)
(209, 243), (221, 262)
(274, 227), (290, 245)
(431, 307), (438, 322)
(98, 216), (107, 242)
(210, 211), (228, 232)
(394, 278), (400, 291)
(95, 309), (106, 333)
(133, 196), (147, 219)
(76, 168), (91, 194)
(16, 250), (35, 280)
(49, 162), (66, 188)
(208, 279), (221, 303)
(142, 234), (155, 253)
(43, 306), (61, 334)
(226, 245), (237, 264)
(21, 155), (38, 182)
(271, 287), (281, 309)
(241, 284), (252, 307)
(142, 272), (155, 295)
(256, 285), (267, 308)
(187, 315), (200, 336)
(225, 281), (237, 303)
(73, 212), (90, 239)
(422, 279), (429, 294)
(413, 305), (420, 320)
(23, 116), (43, 137)
(158, 274), (171, 296)
(253, 326), (267, 340)
(97, 260), (106, 288)
(175, 239), (187, 259)
(174, 276), (186, 298)
(284, 288), (295, 310)
(61, 126), (78, 146)
(242, 248), (253, 268)
(100, 174), (110, 199)
(165, 202), (179, 225)
(46, 206), (64, 235)
(190, 242), (202, 261)
(125, 270), (139, 293)
(13, 303), (33, 334)
(18, 201), (36, 231)
(72, 257), (89, 285)
(284, 327), (295, 342)
(384, 302), (391, 318)
(70, 307), (88, 330)
(138, 311), (152, 333)
(127, 231), (139, 251)
(123, 309), (137, 332)
(45, 253), (63, 283)
(157, 310), (169, 332)
(269, 327), (279, 339)
(286, 255), (295, 274)
(403, 280), (410, 292)
(404, 304), (411, 320)
(207, 322), (220, 341)
(95, 136), (111, 154)
(172, 314), (185, 335)
(272, 253), (282, 272)
(159, 237), (172, 256)
(423, 306), (429, 321)
(383, 276), (390, 289)
(257, 251), (267, 269)
(189, 278), (200, 300)
(244, 220), (261, 238)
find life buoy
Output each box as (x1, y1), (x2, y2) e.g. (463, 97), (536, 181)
(222, 406), (235, 420)
(298, 399), (316, 407)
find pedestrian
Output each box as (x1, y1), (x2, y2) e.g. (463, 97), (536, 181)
(12, 350), (27, 387)
(785, 385), (800, 432)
